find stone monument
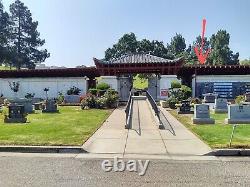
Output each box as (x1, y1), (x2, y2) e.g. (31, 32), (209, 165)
(226, 104), (250, 124)
(214, 98), (228, 113)
(8, 98), (34, 113)
(42, 99), (59, 113)
(177, 100), (193, 114)
(192, 104), (215, 124)
(203, 93), (218, 103)
(4, 104), (27, 123)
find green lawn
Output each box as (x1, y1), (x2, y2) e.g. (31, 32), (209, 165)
(133, 75), (148, 89)
(0, 106), (111, 146)
(0, 66), (15, 70)
(169, 110), (250, 149)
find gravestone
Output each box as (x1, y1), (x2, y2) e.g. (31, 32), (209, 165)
(8, 98), (33, 113)
(4, 104), (27, 123)
(34, 102), (43, 110)
(245, 93), (250, 102)
(226, 104), (250, 124)
(214, 98), (228, 113)
(203, 93), (218, 103)
(192, 104), (215, 124)
(42, 99), (59, 113)
(177, 100), (193, 114)
(64, 95), (80, 104)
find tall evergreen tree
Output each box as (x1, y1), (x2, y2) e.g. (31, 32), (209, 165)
(209, 30), (239, 65)
(168, 33), (186, 57)
(9, 0), (49, 69)
(0, 0), (10, 65)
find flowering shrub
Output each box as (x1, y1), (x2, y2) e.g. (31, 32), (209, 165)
(80, 93), (96, 109)
(81, 89), (119, 109)
(104, 89), (119, 108)
(96, 96), (107, 109)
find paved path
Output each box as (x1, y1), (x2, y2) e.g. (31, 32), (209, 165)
(82, 100), (212, 158)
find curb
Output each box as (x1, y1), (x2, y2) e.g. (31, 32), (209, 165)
(212, 149), (250, 156)
(0, 146), (87, 154)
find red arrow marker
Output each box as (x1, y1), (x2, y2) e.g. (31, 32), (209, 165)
(194, 19), (211, 64)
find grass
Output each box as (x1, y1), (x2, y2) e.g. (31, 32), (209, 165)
(0, 66), (16, 70)
(0, 106), (111, 146)
(169, 110), (250, 149)
(133, 75), (148, 89)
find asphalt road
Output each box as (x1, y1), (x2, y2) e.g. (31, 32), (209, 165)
(0, 155), (250, 187)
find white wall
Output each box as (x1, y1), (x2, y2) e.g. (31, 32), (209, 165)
(98, 76), (118, 91)
(159, 75), (180, 100)
(0, 77), (88, 99)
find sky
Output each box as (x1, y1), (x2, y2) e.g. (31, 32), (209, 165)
(2, 0), (250, 67)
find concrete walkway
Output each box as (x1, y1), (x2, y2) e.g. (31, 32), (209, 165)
(82, 101), (212, 158)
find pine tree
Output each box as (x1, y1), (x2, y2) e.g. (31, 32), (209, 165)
(9, 0), (49, 69)
(0, 0), (10, 65)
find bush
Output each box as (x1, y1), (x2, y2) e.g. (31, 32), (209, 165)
(180, 85), (192, 100)
(171, 80), (181, 89)
(235, 95), (245, 104)
(88, 88), (98, 96)
(57, 92), (64, 104)
(95, 96), (107, 109)
(106, 88), (118, 95)
(167, 97), (178, 109)
(80, 94), (96, 109)
(67, 86), (81, 95)
(96, 82), (110, 90)
(104, 90), (119, 108)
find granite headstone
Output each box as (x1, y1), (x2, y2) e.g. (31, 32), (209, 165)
(214, 98), (228, 113)
(192, 104), (215, 124)
(226, 104), (250, 124)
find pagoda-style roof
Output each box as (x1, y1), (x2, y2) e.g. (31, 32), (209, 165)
(95, 54), (182, 64)
(94, 54), (184, 75)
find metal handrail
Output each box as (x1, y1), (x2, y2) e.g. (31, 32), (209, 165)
(145, 91), (163, 127)
(125, 92), (133, 129)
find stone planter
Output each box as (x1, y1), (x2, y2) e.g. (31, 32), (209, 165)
(64, 95), (81, 104)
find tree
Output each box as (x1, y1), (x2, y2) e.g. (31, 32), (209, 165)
(0, 0), (10, 65)
(168, 33), (186, 57)
(240, 58), (250, 65)
(105, 32), (172, 61)
(9, 0), (49, 69)
(105, 33), (138, 60)
(188, 36), (210, 65)
(209, 30), (239, 65)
